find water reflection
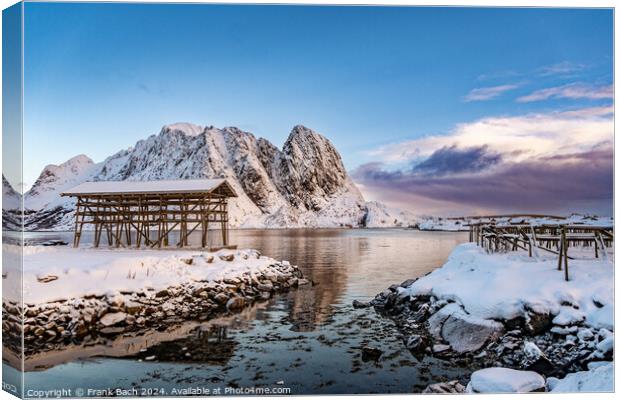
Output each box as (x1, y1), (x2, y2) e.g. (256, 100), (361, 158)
(128, 325), (238, 365)
(22, 229), (469, 394)
(23, 229), (465, 334)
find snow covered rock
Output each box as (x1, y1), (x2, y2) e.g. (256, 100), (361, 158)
(595, 336), (613, 356)
(552, 306), (586, 326)
(522, 341), (557, 376)
(405, 334), (428, 355)
(442, 311), (504, 353)
(422, 380), (466, 393)
(99, 312), (127, 327)
(549, 362), (613, 392)
(427, 303), (504, 353)
(466, 368), (546, 393)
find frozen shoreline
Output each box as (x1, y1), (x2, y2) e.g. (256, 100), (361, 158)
(369, 242), (614, 393)
(3, 245), (308, 355)
(14, 245), (291, 304)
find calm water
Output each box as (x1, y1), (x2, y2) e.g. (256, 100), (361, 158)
(19, 229), (468, 396)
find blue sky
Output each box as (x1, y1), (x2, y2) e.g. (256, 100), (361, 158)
(21, 3), (613, 214)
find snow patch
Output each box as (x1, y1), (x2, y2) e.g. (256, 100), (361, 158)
(466, 368), (545, 393)
(12, 244), (285, 305)
(550, 362), (613, 392)
(401, 243), (614, 330)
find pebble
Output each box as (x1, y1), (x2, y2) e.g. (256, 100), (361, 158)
(361, 346), (383, 361)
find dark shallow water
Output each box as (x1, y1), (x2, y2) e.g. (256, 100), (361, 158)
(19, 229), (468, 396)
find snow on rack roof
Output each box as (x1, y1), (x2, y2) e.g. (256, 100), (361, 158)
(61, 179), (237, 197)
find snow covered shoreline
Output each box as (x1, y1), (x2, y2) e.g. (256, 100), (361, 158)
(418, 214), (613, 232)
(3, 245), (308, 355)
(368, 242), (614, 393)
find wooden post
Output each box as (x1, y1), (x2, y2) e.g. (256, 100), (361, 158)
(557, 231), (563, 271)
(563, 227), (569, 281)
(594, 237), (599, 258)
(73, 197), (82, 247)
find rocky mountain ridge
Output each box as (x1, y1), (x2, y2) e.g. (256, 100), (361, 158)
(7, 123), (417, 230)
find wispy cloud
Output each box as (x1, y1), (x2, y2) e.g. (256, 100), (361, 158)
(463, 84), (520, 102)
(517, 83), (613, 103)
(559, 105), (614, 118)
(536, 61), (587, 77)
(477, 61), (587, 82)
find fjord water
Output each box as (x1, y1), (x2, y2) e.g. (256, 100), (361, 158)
(23, 229), (468, 395)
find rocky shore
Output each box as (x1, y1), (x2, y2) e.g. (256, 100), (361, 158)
(358, 244), (614, 394)
(367, 281), (612, 376)
(3, 253), (308, 356)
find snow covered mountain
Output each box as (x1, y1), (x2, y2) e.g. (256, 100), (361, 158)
(2, 175), (21, 231)
(20, 123), (417, 230)
(25, 154), (97, 210)
(363, 201), (419, 228)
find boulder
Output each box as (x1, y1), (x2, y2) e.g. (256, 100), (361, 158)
(430, 304), (504, 353)
(442, 313), (504, 353)
(226, 297), (245, 311)
(71, 322), (88, 338)
(213, 293), (229, 304)
(100, 326), (125, 335)
(399, 278), (417, 288)
(427, 303), (460, 341)
(432, 344), (451, 354)
(405, 335), (427, 356)
(550, 326), (578, 335)
(99, 312), (127, 327)
(522, 341), (556, 376)
(124, 301), (142, 315)
(466, 368), (546, 393)
(525, 310), (551, 335)
(219, 254), (235, 262)
(257, 282), (273, 292)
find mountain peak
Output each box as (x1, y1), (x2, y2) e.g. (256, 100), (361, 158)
(61, 154), (94, 167)
(288, 124), (317, 138)
(161, 122), (204, 136)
